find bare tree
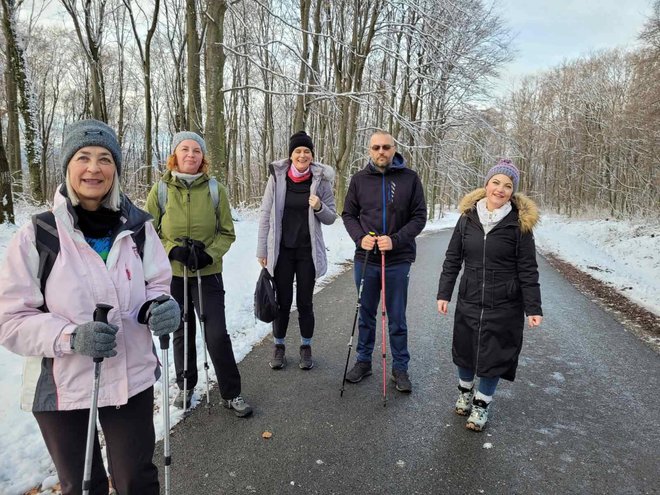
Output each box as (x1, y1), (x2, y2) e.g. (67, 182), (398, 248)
(204, 0), (229, 182)
(0, 113), (15, 223)
(1, 0), (42, 202)
(122, 0), (161, 186)
(61, 0), (108, 121)
(186, 0), (202, 133)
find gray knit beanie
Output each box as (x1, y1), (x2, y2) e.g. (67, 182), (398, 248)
(61, 119), (122, 176)
(171, 131), (206, 155)
(484, 159), (520, 193)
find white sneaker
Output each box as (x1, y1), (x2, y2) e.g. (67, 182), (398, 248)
(455, 385), (474, 416)
(466, 399), (490, 431)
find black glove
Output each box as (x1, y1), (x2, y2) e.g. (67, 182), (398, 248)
(71, 321), (118, 358)
(189, 242), (213, 271)
(169, 246), (190, 265)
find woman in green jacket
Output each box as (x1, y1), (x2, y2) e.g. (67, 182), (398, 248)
(146, 131), (252, 417)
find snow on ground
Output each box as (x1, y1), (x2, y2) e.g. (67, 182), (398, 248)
(0, 204), (657, 494)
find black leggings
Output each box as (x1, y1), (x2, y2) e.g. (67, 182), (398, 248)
(273, 246), (316, 340)
(33, 387), (159, 495)
(171, 273), (241, 400)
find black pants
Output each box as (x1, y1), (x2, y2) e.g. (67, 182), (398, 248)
(171, 273), (241, 400)
(33, 387), (158, 495)
(273, 246), (316, 340)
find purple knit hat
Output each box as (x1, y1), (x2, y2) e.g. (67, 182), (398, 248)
(484, 159), (520, 192)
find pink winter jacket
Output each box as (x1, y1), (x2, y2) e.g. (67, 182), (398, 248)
(0, 191), (172, 411)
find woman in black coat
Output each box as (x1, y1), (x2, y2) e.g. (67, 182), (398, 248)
(436, 160), (543, 431)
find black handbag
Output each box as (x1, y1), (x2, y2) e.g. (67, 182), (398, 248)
(254, 268), (279, 323)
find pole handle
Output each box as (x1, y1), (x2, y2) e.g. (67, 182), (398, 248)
(92, 304), (113, 363)
(152, 295), (172, 350)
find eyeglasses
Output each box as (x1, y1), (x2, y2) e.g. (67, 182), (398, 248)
(370, 144), (394, 151)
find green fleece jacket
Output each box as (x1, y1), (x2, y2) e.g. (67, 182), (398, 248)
(145, 171), (235, 277)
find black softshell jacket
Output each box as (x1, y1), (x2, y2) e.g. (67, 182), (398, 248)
(342, 153), (427, 266)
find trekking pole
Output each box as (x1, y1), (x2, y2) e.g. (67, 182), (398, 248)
(380, 248), (387, 407)
(154, 295), (172, 495)
(82, 303), (113, 495)
(340, 247), (371, 397)
(175, 237), (192, 414)
(191, 240), (211, 412)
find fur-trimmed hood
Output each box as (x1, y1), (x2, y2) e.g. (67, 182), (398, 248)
(458, 188), (539, 233)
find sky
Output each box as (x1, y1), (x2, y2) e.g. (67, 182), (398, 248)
(492, 0), (655, 95)
(0, 203), (658, 494)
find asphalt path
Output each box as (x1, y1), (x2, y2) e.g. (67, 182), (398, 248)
(156, 229), (660, 495)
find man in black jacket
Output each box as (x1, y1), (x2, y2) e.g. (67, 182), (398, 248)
(342, 131), (427, 392)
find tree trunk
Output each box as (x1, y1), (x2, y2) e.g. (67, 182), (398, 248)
(1, 0), (43, 203)
(4, 58), (22, 193)
(0, 117), (15, 224)
(293, 0), (311, 131)
(205, 0), (228, 183)
(186, 0), (202, 133)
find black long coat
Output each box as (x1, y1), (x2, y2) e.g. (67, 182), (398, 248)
(436, 189), (542, 381)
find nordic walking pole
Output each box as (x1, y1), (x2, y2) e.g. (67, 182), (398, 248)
(154, 295), (172, 495)
(82, 303), (113, 495)
(175, 237), (192, 413)
(340, 246), (372, 397)
(380, 246), (387, 407)
(183, 262), (190, 413)
(191, 240), (211, 411)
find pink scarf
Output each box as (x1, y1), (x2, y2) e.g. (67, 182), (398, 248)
(287, 164), (311, 183)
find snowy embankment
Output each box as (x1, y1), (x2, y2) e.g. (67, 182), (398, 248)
(0, 204), (657, 494)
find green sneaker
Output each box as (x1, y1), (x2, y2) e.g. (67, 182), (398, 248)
(466, 399), (490, 431)
(455, 385), (474, 416)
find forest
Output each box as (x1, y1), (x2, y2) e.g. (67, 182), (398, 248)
(0, 0), (658, 224)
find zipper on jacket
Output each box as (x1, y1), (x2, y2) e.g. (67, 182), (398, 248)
(475, 231), (488, 377)
(186, 187), (192, 239)
(381, 174), (386, 234)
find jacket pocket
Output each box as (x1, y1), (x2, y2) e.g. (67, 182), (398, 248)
(491, 279), (520, 307)
(458, 274), (480, 303)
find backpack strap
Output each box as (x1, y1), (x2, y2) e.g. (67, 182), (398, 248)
(208, 177), (221, 234)
(32, 211), (60, 310)
(208, 177), (219, 209)
(268, 163), (276, 182)
(157, 179), (168, 217)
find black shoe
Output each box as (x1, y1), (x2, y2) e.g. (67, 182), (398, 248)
(391, 369), (412, 393)
(269, 344), (287, 369)
(345, 361), (372, 383)
(299, 345), (313, 370)
(173, 389), (194, 409)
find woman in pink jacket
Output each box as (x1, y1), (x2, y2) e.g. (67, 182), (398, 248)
(0, 120), (179, 495)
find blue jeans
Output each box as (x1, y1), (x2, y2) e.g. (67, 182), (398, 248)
(458, 366), (500, 396)
(354, 260), (411, 371)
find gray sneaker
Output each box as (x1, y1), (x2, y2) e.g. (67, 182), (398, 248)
(173, 389), (193, 409)
(269, 344), (287, 369)
(345, 361), (372, 383)
(299, 345), (313, 370)
(391, 369), (412, 393)
(455, 385), (474, 416)
(222, 395), (253, 418)
(466, 399), (490, 431)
